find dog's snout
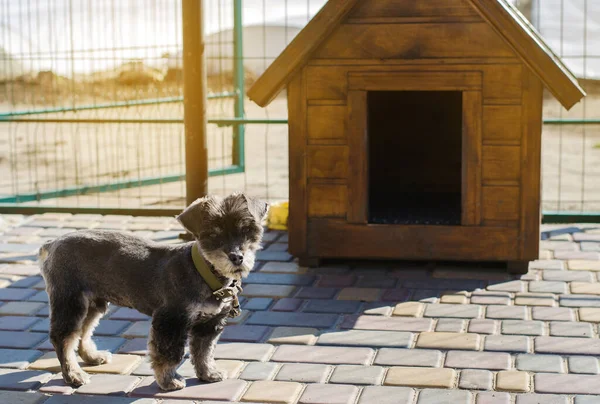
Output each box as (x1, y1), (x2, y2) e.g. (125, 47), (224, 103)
(228, 252), (243, 266)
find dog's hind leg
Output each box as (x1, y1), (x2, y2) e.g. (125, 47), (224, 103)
(148, 307), (189, 391)
(78, 299), (112, 366)
(49, 292), (90, 387)
(190, 316), (227, 383)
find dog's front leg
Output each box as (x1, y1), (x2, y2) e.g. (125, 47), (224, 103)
(190, 315), (228, 382)
(148, 307), (189, 391)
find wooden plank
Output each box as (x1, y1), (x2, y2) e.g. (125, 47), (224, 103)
(286, 70), (308, 257)
(347, 16), (483, 24)
(482, 145), (520, 183)
(483, 105), (522, 144)
(469, 0), (585, 110)
(246, 0), (360, 107)
(482, 186), (520, 221)
(520, 69), (543, 260)
(462, 91), (483, 226)
(483, 219), (519, 228)
(346, 90), (368, 223)
(308, 219), (520, 260)
(308, 184), (348, 217)
(350, 0), (479, 18)
(348, 71), (482, 91)
(307, 146), (349, 179)
(306, 64), (522, 103)
(307, 105), (346, 141)
(314, 23), (514, 59)
(308, 58), (521, 66)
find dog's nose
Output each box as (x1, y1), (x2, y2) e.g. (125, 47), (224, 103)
(228, 252), (243, 266)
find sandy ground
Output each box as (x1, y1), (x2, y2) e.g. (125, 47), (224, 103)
(0, 90), (598, 212)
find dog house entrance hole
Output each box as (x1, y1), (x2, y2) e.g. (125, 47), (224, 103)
(368, 91), (463, 225)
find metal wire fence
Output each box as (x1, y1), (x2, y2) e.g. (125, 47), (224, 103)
(0, 0), (598, 218)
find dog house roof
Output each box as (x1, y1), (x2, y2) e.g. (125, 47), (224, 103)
(247, 0), (586, 110)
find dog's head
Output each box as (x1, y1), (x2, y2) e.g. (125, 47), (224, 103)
(177, 193), (269, 279)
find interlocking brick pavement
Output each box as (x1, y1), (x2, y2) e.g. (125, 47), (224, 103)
(0, 217), (600, 402)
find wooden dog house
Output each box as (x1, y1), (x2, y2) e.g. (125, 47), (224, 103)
(248, 0), (585, 271)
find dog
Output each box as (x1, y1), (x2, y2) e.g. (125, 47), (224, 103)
(39, 193), (268, 391)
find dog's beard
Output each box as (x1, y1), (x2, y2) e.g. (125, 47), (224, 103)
(202, 249), (255, 280)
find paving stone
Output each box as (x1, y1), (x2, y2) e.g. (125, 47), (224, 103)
(530, 260), (566, 270)
(221, 324), (270, 343)
(248, 311), (338, 328)
(424, 304), (482, 319)
(243, 284), (298, 298)
(569, 260), (600, 271)
(0, 316), (41, 331)
(239, 361), (279, 381)
(27, 290), (48, 302)
(417, 389), (472, 404)
(256, 251), (293, 261)
(131, 357), (154, 376)
(543, 270), (593, 282)
(476, 392), (511, 404)
(439, 294), (469, 304)
(357, 275), (397, 289)
(502, 320), (544, 336)
(488, 281), (526, 293)
(579, 307), (600, 322)
(117, 338), (148, 355)
(261, 262), (304, 274)
(357, 386), (416, 404)
(374, 348), (442, 367)
(34, 306), (49, 317)
(0, 348), (43, 369)
(392, 302), (424, 317)
(226, 310), (250, 325)
(0, 288), (37, 301)
(29, 352), (141, 374)
(568, 356), (600, 374)
(532, 307), (575, 321)
(435, 319), (466, 332)
(571, 282), (600, 295)
(516, 394), (568, 404)
(516, 354), (565, 373)
(109, 308), (150, 321)
(271, 345), (374, 365)
(362, 302), (393, 316)
(535, 336), (600, 355)
(381, 288), (412, 302)
(560, 294), (600, 307)
(177, 359), (243, 379)
(38, 374), (76, 394)
(76, 374), (141, 396)
(275, 363), (332, 383)
(458, 369), (493, 390)
(0, 368), (51, 390)
(122, 321), (150, 338)
(337, 288), (381, 302)
(529, 281), (568, 294)
(317, 330), (413, 348)
(341, 315), (433, 332)
(468, 319), (498, 334)
(0, 265), (40, 276)
(534, 373), (600, 394)
(267, 327), (318, 345)
(318, 275), (356, 288)
(214, 343), (274, 361)
(243, 297), (273, 311)
(470, 292), (511, 305)
(574, 233), (600, 242)
(130, 377), (247, 401)
(299, 384), (359, 404)
(0, 391), (49, 404)
(295, 287), (338, 299)
(496, 371), (530, 392)
(581, 242), (600, 252)
(304, 299), (361, 314)
(246, 273), (314, 286)
(241, 380), (302, 403)
(416, 332), (481, 350)
(486, 305), (527, 320)
(384, 367), (455, 389)
(484, 335), (530, 353)
(445, 351), (511, 370)
(515, 293), (556, 307)
(329, 365), (385, 385)
(550, 321), (594, 337)
(0, 330), (47, 349)
(556, 251), (600, 260)
(0, 301), (46, 316)
(37, 336), (125, 353)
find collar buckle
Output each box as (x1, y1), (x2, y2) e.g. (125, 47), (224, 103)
(213, 286), (237, 301)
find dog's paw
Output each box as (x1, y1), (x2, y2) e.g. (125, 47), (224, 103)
(82, 351), (112, 366)
(157, 376), (186, 391)
(197, 368), (227, 383)
(64, 369), (90, 387)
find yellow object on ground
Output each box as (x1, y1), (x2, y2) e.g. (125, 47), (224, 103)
(267, 201), (289, 230)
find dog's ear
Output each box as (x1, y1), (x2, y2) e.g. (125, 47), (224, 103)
(243, 194), (269, 223)
(176, 195), (222, 237)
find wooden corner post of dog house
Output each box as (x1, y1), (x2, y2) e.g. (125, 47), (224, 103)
(182, 0), (209, 204)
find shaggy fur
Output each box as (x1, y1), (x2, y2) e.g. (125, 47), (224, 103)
(39, 193), (268, 391)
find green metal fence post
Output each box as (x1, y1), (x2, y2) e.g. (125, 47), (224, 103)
(182, 0), (209, 204)
(232, 0), (245, 168)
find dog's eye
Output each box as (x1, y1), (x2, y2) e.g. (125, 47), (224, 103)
(210, 233), (217, 239)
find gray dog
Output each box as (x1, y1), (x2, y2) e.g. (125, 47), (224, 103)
(39, 193), (268, 391)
